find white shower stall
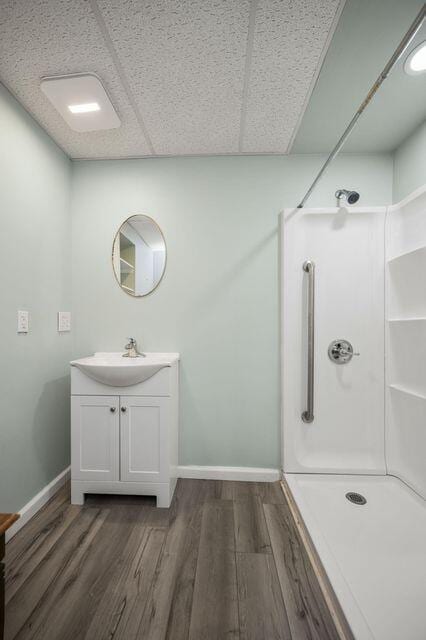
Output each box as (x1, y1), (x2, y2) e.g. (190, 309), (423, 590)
(281, 185), (426, 640)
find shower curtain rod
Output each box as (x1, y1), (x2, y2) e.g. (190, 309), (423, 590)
(297, 4), (426, 209)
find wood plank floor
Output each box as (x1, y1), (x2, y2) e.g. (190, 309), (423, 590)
(5, 480), (341, 640)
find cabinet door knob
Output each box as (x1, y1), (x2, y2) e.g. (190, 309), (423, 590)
(121, 406), (127, 413)
(110, 407), (116, 413)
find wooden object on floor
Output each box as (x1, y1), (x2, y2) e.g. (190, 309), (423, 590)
(0, 514), (19, 640)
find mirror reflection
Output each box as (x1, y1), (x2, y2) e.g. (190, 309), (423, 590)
(112, 215), (166, 297)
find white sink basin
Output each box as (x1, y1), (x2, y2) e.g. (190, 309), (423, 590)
(70, 352), (179, 387)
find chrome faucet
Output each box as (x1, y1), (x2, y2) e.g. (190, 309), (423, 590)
(123, 337), (144, 358)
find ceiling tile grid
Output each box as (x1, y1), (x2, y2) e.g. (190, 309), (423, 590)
(0, 0), (151, 158)
(96, 0), (251, 155)
(241, 0), (343, 153)
(0, 0), (344, 158)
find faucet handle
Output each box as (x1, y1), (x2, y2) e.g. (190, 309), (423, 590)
(123, 337), (145, 358)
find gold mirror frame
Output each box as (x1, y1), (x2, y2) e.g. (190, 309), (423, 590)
(111, 213), (167, 298)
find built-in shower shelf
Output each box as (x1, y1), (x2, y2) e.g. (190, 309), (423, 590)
(387, 245), (426, 265)
(388, 384), (426, 401)
(387, 317), (426, 323)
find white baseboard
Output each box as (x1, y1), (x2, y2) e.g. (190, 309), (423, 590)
(6, 466), (71, 542)
(177, 465), (280, 482)
(6, 465), (277, 542)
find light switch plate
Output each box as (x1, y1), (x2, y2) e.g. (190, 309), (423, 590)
(58, 311), (71, 332)
(17, 310), (29, 333)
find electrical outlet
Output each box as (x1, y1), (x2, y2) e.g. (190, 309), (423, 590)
(17, 310), (29, 333)
(58, 311), (71, 332)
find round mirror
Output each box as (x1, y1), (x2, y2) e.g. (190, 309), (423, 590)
(112, 215), (166, 297)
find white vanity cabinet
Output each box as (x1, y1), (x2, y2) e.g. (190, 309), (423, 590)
(119, 396), (170, 483)
(71, 395), (120, 482)
(70, 353), (179, 508)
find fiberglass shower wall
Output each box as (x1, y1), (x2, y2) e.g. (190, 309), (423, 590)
(385, 186), (426, 499)
(281, 186), (426, 492)
(281, 205), (386, 475)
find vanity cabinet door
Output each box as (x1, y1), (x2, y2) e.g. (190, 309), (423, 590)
(120, 396), (169, 482)
(71, 396), (119, 481)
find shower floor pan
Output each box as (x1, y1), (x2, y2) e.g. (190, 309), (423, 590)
(284, 473), (426, 640)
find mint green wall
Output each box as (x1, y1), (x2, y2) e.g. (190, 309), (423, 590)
(0, 83), (72, 513)
(393, 121), (426, 203)
(0, 74), (396, 503)
(71, 153), (392, 469)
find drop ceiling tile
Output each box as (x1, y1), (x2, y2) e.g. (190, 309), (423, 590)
(0, 0), (346, 158)
(0, 0), (151, 158)
(96, 0), (251, 155)
(241, 0), (343, 153)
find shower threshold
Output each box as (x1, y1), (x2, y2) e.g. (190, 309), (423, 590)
(283, 473), (426, 640)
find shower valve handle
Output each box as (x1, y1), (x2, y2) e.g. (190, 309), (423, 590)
(328, 339), (359, 364)
(339, 347), (360, 357)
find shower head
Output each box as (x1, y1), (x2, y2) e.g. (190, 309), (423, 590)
(335, 189), (360, 205)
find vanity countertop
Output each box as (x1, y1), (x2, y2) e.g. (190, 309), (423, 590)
(70, 352), (180, 387)
(70, 352), (180, 366)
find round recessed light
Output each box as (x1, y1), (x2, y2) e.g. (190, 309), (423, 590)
(404, 40), (426, 75)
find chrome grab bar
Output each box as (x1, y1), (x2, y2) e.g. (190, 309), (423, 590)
(302, 260), (315, 423)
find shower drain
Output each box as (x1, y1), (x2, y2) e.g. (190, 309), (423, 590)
(345, 492), (367, 505)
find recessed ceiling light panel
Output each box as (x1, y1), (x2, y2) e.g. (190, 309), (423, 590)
(404, 40), (426, 76)
(40, 73), (120, 132)
(68, 102), (100, 114)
